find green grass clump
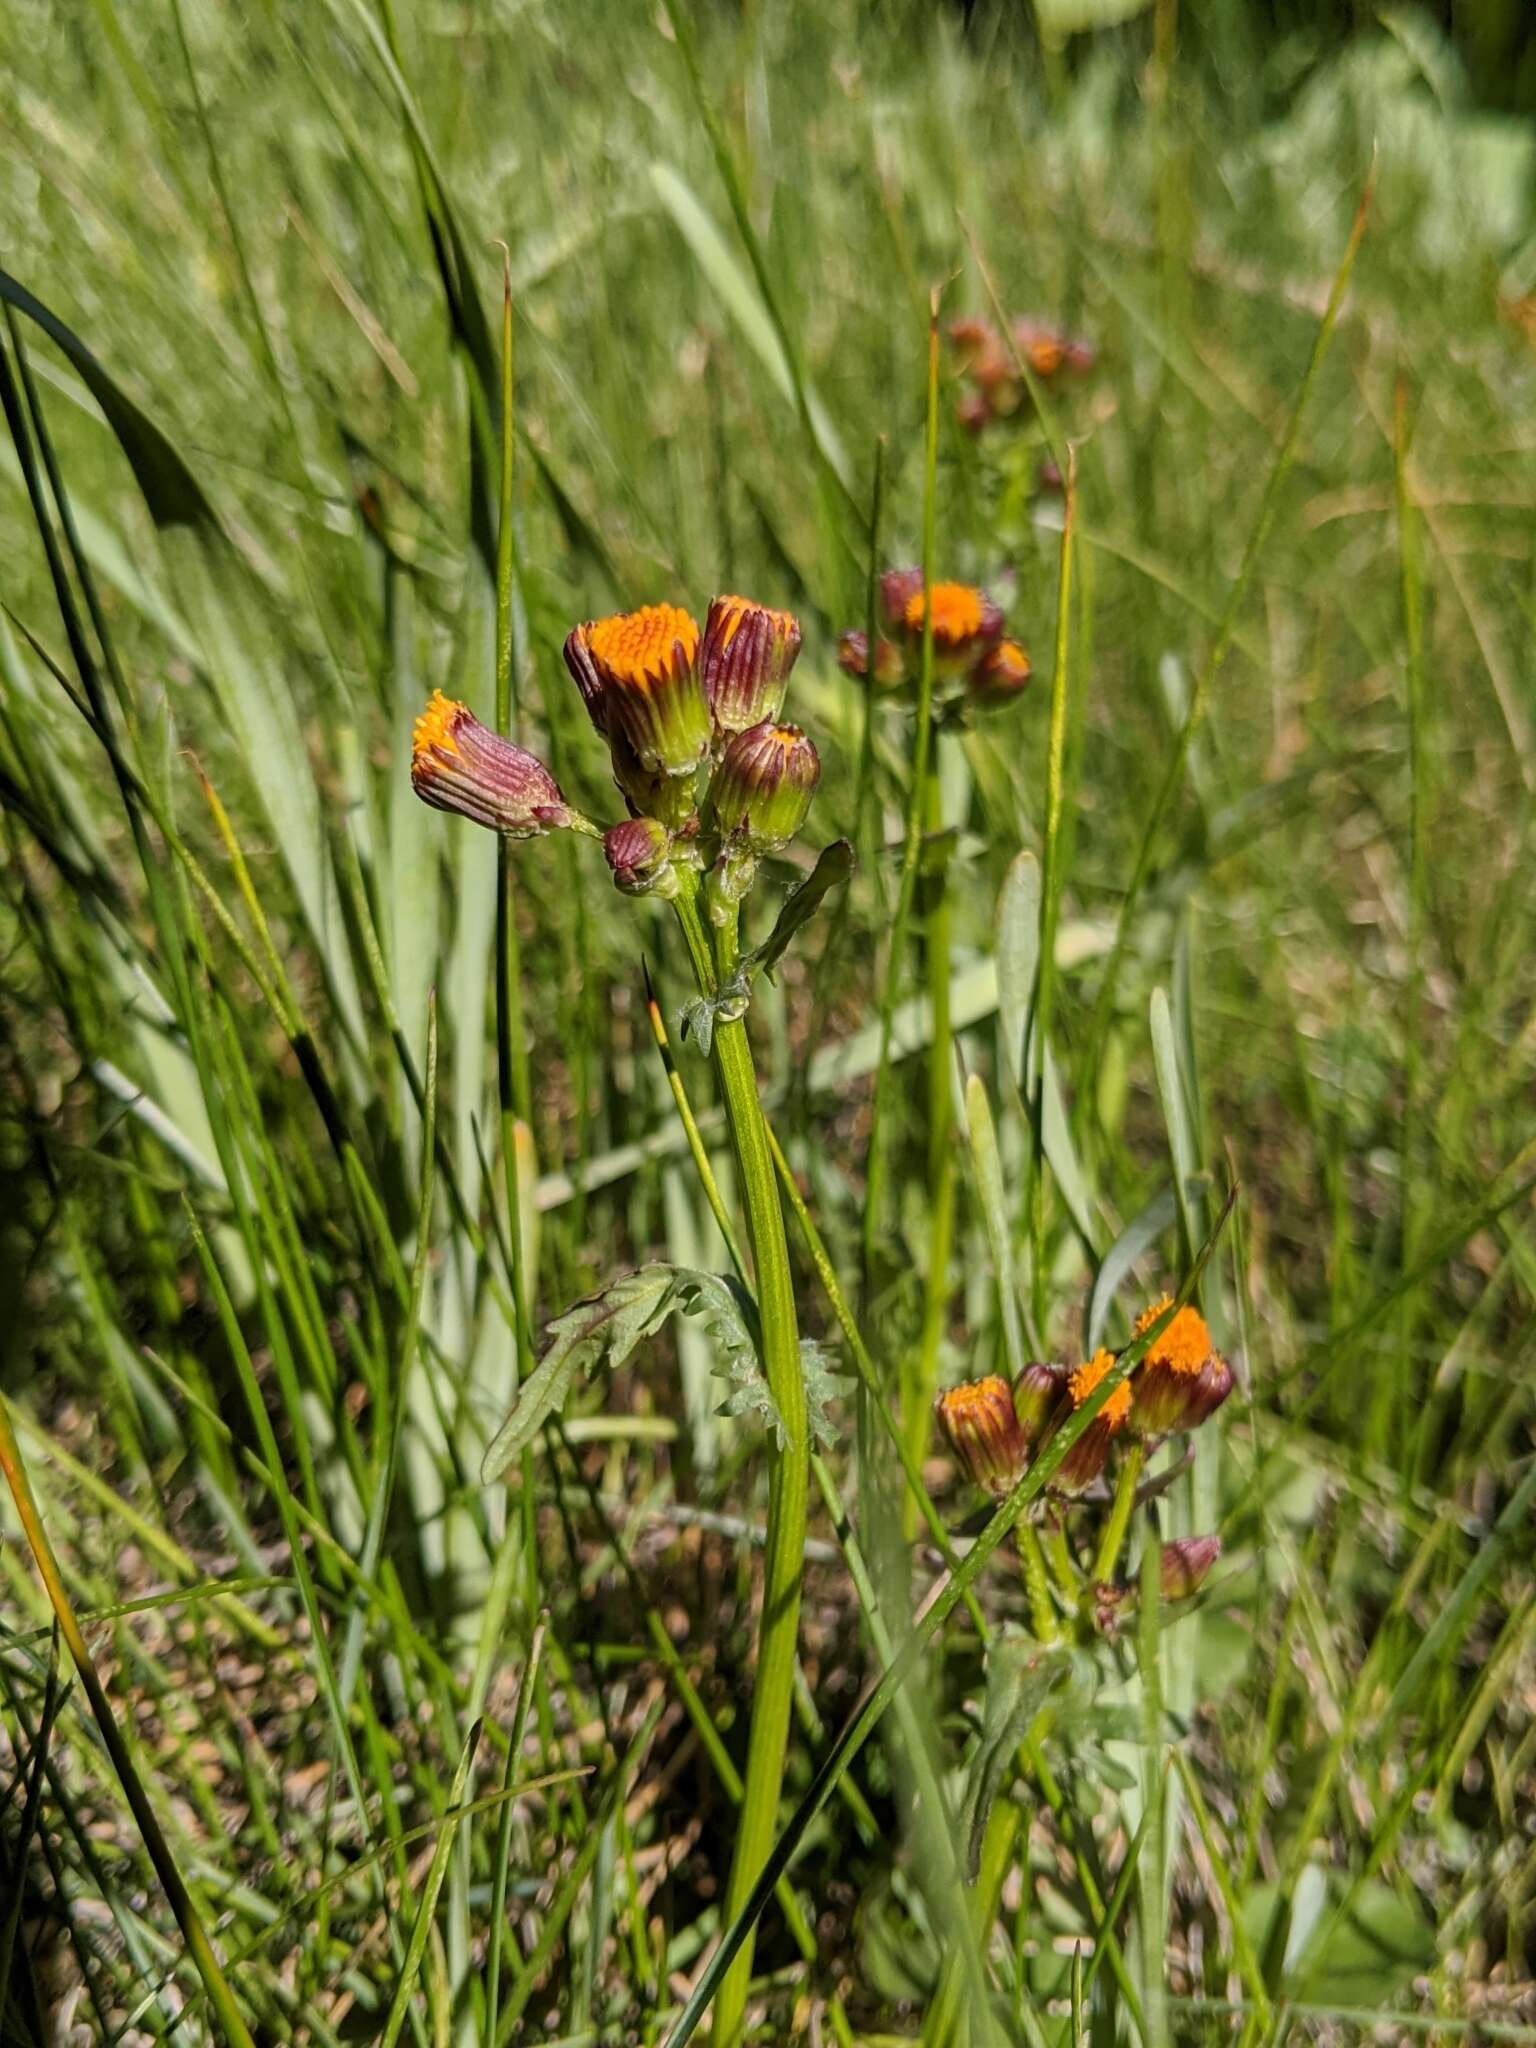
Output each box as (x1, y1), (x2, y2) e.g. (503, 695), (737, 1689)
(2, 2), (1535, 2043)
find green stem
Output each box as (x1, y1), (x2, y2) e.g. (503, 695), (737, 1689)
(1092, 1439), (1145, 1586)
(862, 299), (942, 1307)
(906, 748), (954, 1536)
(1042, 1513), (1082, 1616)
(1030, 454), (1077, 1334)
(1016, 1522), (1059, 1644)
(673, 880), (806, 2048)
(491, 260), (539, 1604)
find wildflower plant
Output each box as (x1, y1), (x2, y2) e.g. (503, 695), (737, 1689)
(413, 587), (838, 2042)
(934, 1294), (1233, 1643)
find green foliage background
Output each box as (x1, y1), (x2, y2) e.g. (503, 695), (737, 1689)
(1, 0), (1534, 2041)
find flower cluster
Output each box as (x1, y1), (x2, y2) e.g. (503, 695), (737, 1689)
(837, 569), (1031, 722)
(411, 595), (819, 910)
(933, 1298), (1233, 1618)
(936, 1300), (1233, 1504)
(948, 313), (1095, 435)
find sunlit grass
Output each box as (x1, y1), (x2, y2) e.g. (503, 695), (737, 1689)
(2, 2), (1535, 2043)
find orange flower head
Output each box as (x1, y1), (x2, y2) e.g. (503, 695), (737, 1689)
(564, 605), (710, 781)
(1129, 1296), (1234, 1439)
(894, 577), (1005, 677)
(1134, 1296), (1212, 1377)
(411, 692), (573, 839)
(1067, 1349), (1132, 1430)
(587, 604), (700, 690)
(935, 1375), (1030, 1497)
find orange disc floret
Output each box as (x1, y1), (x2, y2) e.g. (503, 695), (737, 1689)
(903, 581), (985, 646)
(412, 689), (466, 762)
(587, 604), (699, 690)
(1134, 1295), (1212, 1377)
(1067, 1349), (1131, 1429)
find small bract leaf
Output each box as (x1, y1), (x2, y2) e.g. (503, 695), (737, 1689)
(746, 839), (855, 984)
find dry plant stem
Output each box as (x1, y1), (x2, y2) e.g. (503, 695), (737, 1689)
(0, 1398), (257, 2048)
(672, 877), (807, 2048)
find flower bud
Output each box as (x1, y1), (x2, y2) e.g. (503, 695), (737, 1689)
(563, 606), (711, 780)
(935, 1376), (1030, 1498)
(603, 817), (677, 898)
(1128, 1296), (1235, 1439)
(1045, 1349), (1131, 1496)
(967, 639), (1032, 709)
(707, 722), (819, 855)
(411, 692), (572, 838)
(1014, 1361), (1068, 1447)
(700, 595), (802, 738)
(956, 391), (994, 435)
(837, 630), (905, 690)
(1159, 1536), (1221, 1602)
(1013, 318), (1067, 379)
(896, 579), (1005, 679)
(878, 567), (925, 631)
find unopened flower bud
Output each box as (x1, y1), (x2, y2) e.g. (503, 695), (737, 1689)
(878, 567), (925, 631)
(411, 692), (573, 838)
(837, 630), (905, 689)
(1045, 1349), (1131, 1496)
(603, 817), (677, 898)
(1014, 1361), (1068, 1447)
(968, 639), (1032, 709)
(707, 722), (819, 855)
(956, 391), (994, 435)
(935, 1376), (1029, 1497)
(700, 595), (801, 738)
(1159, 1536), (1221, 1601)
(564, 606), (710, 780)
(1128, 1296), (1235, 1439)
